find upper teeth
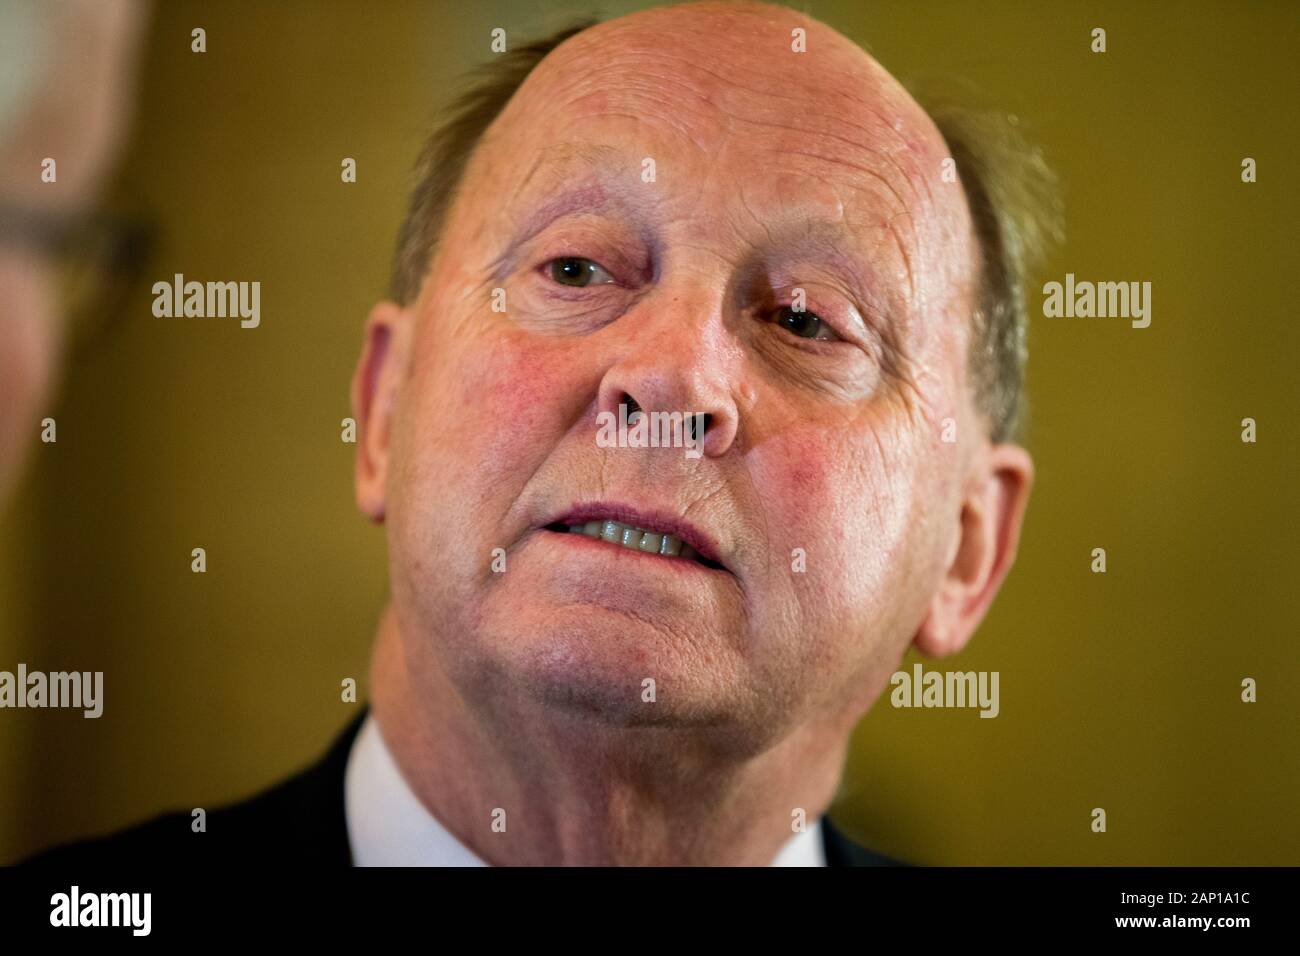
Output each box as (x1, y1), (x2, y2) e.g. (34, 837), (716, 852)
(567, 519), (699, 560)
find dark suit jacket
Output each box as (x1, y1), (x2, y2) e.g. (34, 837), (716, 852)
(25, 707), (902, 866)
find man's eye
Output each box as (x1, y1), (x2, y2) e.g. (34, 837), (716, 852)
(774, 304), (838, 342)
(548, 257), (615, 287)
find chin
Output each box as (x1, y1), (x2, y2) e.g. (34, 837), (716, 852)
(467, 606), (796, 756)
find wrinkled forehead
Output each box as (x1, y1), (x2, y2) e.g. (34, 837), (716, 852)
(472, 9), (974, 322)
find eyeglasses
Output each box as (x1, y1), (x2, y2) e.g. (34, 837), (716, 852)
(0, 200), (155, 353)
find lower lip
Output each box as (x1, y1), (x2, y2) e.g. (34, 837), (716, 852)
(536, 529), (728, 575)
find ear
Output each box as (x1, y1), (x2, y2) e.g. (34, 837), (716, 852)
(350, 300), (409, 523)
(914, 442), (1034, 657)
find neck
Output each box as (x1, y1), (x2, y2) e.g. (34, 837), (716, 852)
(367, 605), (853, 865)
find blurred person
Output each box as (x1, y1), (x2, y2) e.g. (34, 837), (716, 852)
(0, 0), (148, 504)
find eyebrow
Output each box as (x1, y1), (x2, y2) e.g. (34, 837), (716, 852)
(511, 183), (612, 245)
(487, 182), (625, 281)
(756, 219), (896, 321)
(489, 146), (638, 278)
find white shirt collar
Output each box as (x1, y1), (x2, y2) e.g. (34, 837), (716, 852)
(344, 713), (826, 866)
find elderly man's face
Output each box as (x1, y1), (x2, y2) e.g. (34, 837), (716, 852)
(361, 5), (998, 751)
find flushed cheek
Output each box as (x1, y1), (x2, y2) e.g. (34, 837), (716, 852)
(399, 326), (588, 536)
(404, 257), (576, 455)
(746, 420), (928, 651)
(389, 329), (581, 621)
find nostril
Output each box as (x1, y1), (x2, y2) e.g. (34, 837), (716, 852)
(690, 413), (712, 441)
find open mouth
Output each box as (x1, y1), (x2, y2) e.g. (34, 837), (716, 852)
(542, 519), (729, 572)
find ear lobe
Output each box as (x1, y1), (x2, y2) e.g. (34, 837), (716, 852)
(913, 443), (1034, 658)
(351, 300), (407, 523)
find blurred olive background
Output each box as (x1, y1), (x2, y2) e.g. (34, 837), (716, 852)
(1, 0), (1296, 864)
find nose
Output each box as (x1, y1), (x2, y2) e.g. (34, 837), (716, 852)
(594, 288), (742, 458)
